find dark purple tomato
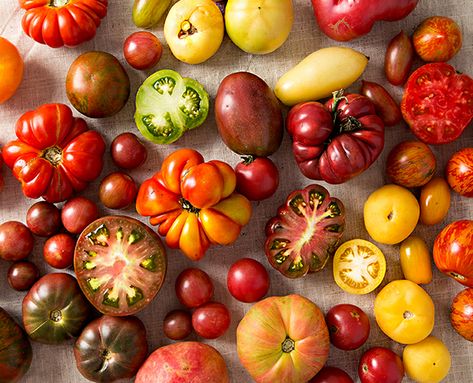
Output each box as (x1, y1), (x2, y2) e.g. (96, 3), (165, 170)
(309, 366), (354, 383)
(326, 304), (370, 350)
(111, 132), (148, 169)
(358, 347), (404, 383)
(192, 302), (231, 339)
(61, 196), (99, 234)
(175, 268), (214, 308)
(26, 201), (61, 237)
(43, 233), (75, 269)
(99, 172), (138, 209)
(163, 309), (193, 340)
(124, 31), (163, 70)
(235, 156), (279, 201)
(0, 221), (34, 261)
(7, 261), (40, 291)
(227, 258), (270, 302)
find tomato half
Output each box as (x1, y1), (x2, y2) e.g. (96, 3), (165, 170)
(0, 37), (23, 104)
(446, 147), (473, 197)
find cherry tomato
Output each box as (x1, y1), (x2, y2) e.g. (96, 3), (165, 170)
(175, 268), (214, 308)
(446, 147), (473, 198)
(163, 309), (193, 340)
(384, 30), (414, 86)
(61, 197), (99, 234)
(0, 221), (34, 261)
(7, 261), (39, 291)
(99, 172), (138, 209)
(360, 80), (401, 126)
(400, 236), (433, 285)
(227, 258), (270, 303)
(111, 132), (148, 169)
(235, 156), (279, 201)
(309, 366), (354, 383)
(326, 304), (370, 350)
(450, 288), (473, 341)
(419, 177), (451, 225)
(26, 201), (61, 237)
(358, 347), (404, 383)
(124, 31), (163, 70)
(192, 302), (231, 339)
(43, 234), (76, 269)
(0, 37), (24, 104)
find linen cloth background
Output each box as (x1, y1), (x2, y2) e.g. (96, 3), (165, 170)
(0, 0), (472, 382)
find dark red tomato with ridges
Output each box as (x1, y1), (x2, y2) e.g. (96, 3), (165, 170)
(163, 309), (193, 340)
(7, 261), (40, 291)
(385, 30), (414, 86)
(43, 233), (76, 269)
(61, 196), (99, 234)
(0, 221), (34, 261)
(99, 172), (138, 209)
(446, 147), (473, 197)
(175, 268), (214, 308)
(111, 132), (148, 169)
(192, 302), (231, 339)
(235, 156), (279, 201)
(326, 304), (370, 350)
(26, 201), (61, 237)
(124, 31), (163, 70)
(358, 347), (404, 383)
(227, 258), (270, 302)
(309, 366), (354, 383)
(450, 288), (473, 341)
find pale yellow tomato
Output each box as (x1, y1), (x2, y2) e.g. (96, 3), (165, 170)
(225, 0), (293, 55)
(403, 336), (451, 383)
(419, 177), (451, 225)
(400, 236), (432, 285)
(164, 0), (224, 64)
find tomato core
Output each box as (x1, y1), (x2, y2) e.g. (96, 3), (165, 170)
(403, 310), (414, 319)
(179, 20), (197, 38)
(49, 0), (69, 7)
(50, 309), (62, 322)
(281, 337), (295, 353)
(42, 146), (63, 166)
(179, 198), (200, 214)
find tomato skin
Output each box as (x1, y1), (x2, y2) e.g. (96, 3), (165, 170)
(420, 177), (451, 225)
(132, 0), (172, 28)
(7, 261), (40, 291)
(175, 268), (214, 308)
(400, 236), (433, 285)
(360, 80), (401, 126)
(124, 31), (162, 70)
(385, 30), (414, 86)
(0, 221), (34, 261)
(227, 258), (270, 303)
(192, 302), (231, 339)
(163, 310), (193, 340)
(99, 172), (138, 209)
(26, 201), (61, 237)
(0, 37), (24, 104)
(358, 347), (404, 383)
(61, 197), (99, 234)
(235, 157), (279, 201)
(309, 366), (354, 383)
(43, 233), (75, 269)
(450, 288), (473, 341)
(446, 147), (473, 197)
(111, 133), (147, 169)
(326, 304), (370, 350)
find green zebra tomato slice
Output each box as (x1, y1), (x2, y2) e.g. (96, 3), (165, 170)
(134, 69), (209, 144)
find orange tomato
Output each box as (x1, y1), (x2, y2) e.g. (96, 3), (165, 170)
(400, 236), (433, 284)
(419, 177), (451, 225)
(0, 37), (24, 104)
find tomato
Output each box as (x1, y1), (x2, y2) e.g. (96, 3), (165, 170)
(0, 221), (34, 261)
(99, 172), (138, 209)
(360, 80), (402, 126)
(385, 30), (414, 86)
(74, 315), (148, 382)
(225, 0), (293, 54)
(164, 0), (224, 64)
(386, 140), (436, 188)
(124, 31), (163, 70)
(358, 347), (404, 383)
(446, 147), (473, 198)
(0, 37), (23, 104)
(136, 148), (252, 260)
(265, 184), (345, 278)
(19, 0), (108, 48)
(364, 184), (420, 245)
(0, 153), (4, 192)
(61, 196), (99, 234)
(111, 133), (148, 169)
(227, 258), (270, 303)
(420, 177), (451, 225)
(433, 220), (473, 287)
(0, 307), (32, 383)
(26, 201), (61, 237)
(374, 279), (435, 344)
(43, 233), (75, 269)
(275, 47), (368, 105)
(133, 0), (172, 28)
(192, 302), (231, 339)
(333, 239), (386, 294)
(401, 63), (473, 144)
(326, 304), (370, 350)
(66, 51), (130, 118)
(309, 366), (354, 383)
(175, 268), (214, 308)
(403, 336), (451, 383)
(235, 157), (279, 201)
(400, 236), (433, 285)
(135, 70), (210, 144)
(286, 92), (384, 184)
(163, 310), (193, 340)
(450, 288), (473, 341)
(22, 273), (91, 344)
(413, 16), (462, 62)
(237, 294), (329, 383)
(7, 261), (39, 291)
(2, 104), (106, 203)
(74, 216), (167, 316)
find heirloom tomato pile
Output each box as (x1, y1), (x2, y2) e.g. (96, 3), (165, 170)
(0, 0), (472, 383)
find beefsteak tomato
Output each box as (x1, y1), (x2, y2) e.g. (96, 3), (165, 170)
(286, 91), (384, 184)
(446, 147), (473, 197)
(136, 148), (252, 261)
(2, 104), (105, 203)
(19, 0), (108, 48)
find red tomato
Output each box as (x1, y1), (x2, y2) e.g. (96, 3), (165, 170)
(2, 104), (106, 203)
(326, 304), (370, 350)
(7, 261), (39, 291)
(124, 31), (163, 70)
(385, 31), (414, 86)
(227, 258), (270, 303)
(401, 63), (473, 144)
(358, 347), (404, 383)
(446, 147), (473, 197)
(61, 197), (99, 234)
(192, 302), (231, 339)
(99, 172), (138, 209)
(309, 366), (354, 383)
(19, 0), (108, 48)
(175, 268), (214, 308)
(26, 201), (61, 237)
(0, 221), (34, 262)
(450, 288), (473, 341)
(235, 156), (279, 201)
(360, 80), (402, 126)
(163, 309), (193, 340)
(0, 152), (3, 192)
(43, 233), (75, 269)
(111, 132), (147, 169)
(0, 37), (24, 104)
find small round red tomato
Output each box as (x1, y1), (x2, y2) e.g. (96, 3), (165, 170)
(163, 309), (193, 340)
(175, 268), (214, 308)
(309, 366), (354, 383)
(235, 156), (279, 201)
(43, 233), (75, 269)
(0, 221), (34, 261)
(0, 37), (23, 104)
(192, 302), (231, 339)
(227, 258), (270, 303)
(26, 201), (61, 237)
(413, 16), (462, 62)
(7, 261), (39, 291)
(358, 347), (404, 383)
(386, 140), (436, 188)
(99, 172), (138, 209)
(326, 304), (370, 350)
(111, 132), (147, 169)
(61, 197), (99, 234)
(450, 288), (473, 341)
(446, 147), (473, 198)
(420, 177), (451, 225)
(124, 31), (163, 70)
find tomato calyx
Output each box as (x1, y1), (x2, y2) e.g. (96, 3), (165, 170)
(49, 309), (62, 322)
(403, 310), (414, 319)
(241, 155), (256, 165)
(41, 146), (62, 166)
(49, 0), (69, 8)
(281, 336), (295, 353)
(449, 271), (467, 282)
(179, 20), (198, 38)
(179, 197), (200, 214)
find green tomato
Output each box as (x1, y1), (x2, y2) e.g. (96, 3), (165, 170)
(132, 0), (172, 29)
(225, 0), (294, 54)
(135, 69), (209, 144)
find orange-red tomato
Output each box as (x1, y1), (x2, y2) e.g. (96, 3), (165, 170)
(419, 177), (451, 225)
(450, 288), (473, 341)
(446, 147), (473, 198)
(0, 37), (24, 104)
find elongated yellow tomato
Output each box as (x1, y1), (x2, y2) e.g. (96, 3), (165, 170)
(419, 177), (451, 225)
(400, 236), (433, 285)
(164, 0), (224, 64)
(374, 280), (435, 344)
(274, 47), (368, 105)
(225, 0), (294, 54)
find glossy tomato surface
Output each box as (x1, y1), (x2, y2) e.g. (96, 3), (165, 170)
(326, 304), (370, 350)
(7, 261), (40, 291)
(235, 156), (279, 201)
(227, 258), (270, 303)
(450, 288), (473, 341)
(163, 310), (193, 340)
(99, 172), (138, 209)
(61, 197), (99, 234)
(0, 221), (34, 261)
(26, 201), (61, 237)
(446, 147), (473, 197)
(420, 177), (451, 225)
(43, 233), (75, 269)
(385, 30), (414, 86)
(192, 302), (231, 339)
(111, 132), (147, 169)
(0, 37), (23, 104)
(124, 31), (162, 70)
(175, 268), (214, 308)
(309, 366), (354, 383)
(400, 236), (433, 285)
(358, 347), (404, 383)
(360, 80), (402, 126)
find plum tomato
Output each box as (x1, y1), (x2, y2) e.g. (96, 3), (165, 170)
(446, 147), (473, 198)
(132, 0), (172, 28)
(192, 302), (230, 339)
(43, 233), (76, 269)
(99, 172), (138, 209)
(111, 132), (147, 169)
(326, 304), (370, 350)
(74, 216), (167, 316)
(61, 196), (99, 234)
(7, 261), (39, 291)
(419, 177), (451, 225)
(26, 201), (61, 237)
(235, 156), (279, 201)
(333, 239), (386, 295)
(358, 347), (404, 383)
(0, 221), (34, 261)
(450, 288), (473, 341)
(0, 37), (24, 104)
(175, 268), (214, 308)
(124, 31), (163, 70)
(384, 30), (414, 86)
(400, 236), (432, 285)
(360, 80), (402, 126)
(163, 309), (193, 340)
(309, 366), (354, 383)
(227, 258), (270, 303)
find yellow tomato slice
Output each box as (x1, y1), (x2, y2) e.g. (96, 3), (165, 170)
(333, 239), (386, 295)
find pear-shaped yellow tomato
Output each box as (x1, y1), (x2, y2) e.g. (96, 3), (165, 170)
(274, 47), (368, 105)
(225, 0), (294, 55)
(374, 280), (435, 345)
(419, 177), (451, 226)
(164, 0), (224, 64)
(403, 336), (451, 383)
(400, 236), (433, 285)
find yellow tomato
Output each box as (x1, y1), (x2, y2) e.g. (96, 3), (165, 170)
(333, 239), (386, 295)
(400, 236), (432, 285)
(274, 47), (368, 105)
(0, 37), (24, 104)
(374, 279), (435, 344)
(403, 336), (451, 383)
(419, 177), (451, 225)
(164, 0), (224, 64)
